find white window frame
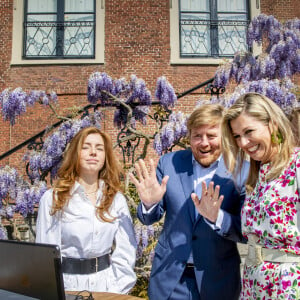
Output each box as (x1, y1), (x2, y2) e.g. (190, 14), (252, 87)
(11, 0), (105, 65)
(170, 0), (261, 65)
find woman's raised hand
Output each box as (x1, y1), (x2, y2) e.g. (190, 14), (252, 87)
(129, 159), (169, 210)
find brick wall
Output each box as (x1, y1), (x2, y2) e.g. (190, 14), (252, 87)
(0, 0), (299, 168)
(262, 0), (300, 20)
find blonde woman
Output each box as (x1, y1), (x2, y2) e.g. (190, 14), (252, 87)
(36, 127), (136, 294)
(222, 93), (300, 299)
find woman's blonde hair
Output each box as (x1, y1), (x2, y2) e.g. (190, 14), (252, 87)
(222, 92), (295, 193)
(52, 126), (123, 222)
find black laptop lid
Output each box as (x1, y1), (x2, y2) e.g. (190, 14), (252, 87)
(0, 240), (65, 300)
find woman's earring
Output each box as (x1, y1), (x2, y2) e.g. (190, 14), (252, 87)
(271, 131), (283, 144)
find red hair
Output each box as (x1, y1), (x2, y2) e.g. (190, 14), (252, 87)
(51, 127), (123, 222)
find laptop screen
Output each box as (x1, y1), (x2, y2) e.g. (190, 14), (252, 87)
(0, 240), (66, 300)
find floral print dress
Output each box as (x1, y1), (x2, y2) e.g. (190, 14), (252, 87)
(240, 148), (300, 300)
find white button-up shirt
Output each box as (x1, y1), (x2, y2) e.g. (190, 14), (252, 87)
(192, 154), (224, 228)
(36, 180), (137, 294)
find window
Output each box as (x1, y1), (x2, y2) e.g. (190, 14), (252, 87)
(24, 0), (95, 59)
(170, 0), (260, 64)
(11, 0), (104, 65)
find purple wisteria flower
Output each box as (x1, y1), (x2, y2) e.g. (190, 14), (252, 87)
(247, 14), (281, 47)
(155, 76), (177, 110)
(153, 112), (188, 155)
(161, 124), (175, 150)
(5, 205), (15, 219)
(27, 90), (58, 107)
(0, 225), (7, 240)
(141, 227), (149, 249)
(111, 78), (127, 96)
(0, 166), (18, 200)
(213, 14), (299, 117)
(0, 165), (47, 219)
(14, 180), (47, 217)
(113, 107), (127, 129)
(224, 78), (298, 115)
(0, 88), (27, 125)
(147, 225), (155, 238)
(127, 76), (152, 106)
(214, 64), (231, 87)
(87, 72), (113, 104)
(133, 106), (149, 126)
(0, 88), (57, 125)
(27, 90), (42, 106)
(89, 73), (154, 128)
(153, 134), (163, 156)
(134, 223), (156, 260)
(134, 223), (143, 258)
(215, 14), (300, 88)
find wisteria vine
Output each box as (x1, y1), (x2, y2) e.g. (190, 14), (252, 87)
(87, 73), (177, 129)
(0, 88), (57, 125)
(0, 73), (178, 244)
(153, 14), (299, 156)
(153, 112), (188, 155)
(0, 165), (48, 238)
(214, 14), (300, 87)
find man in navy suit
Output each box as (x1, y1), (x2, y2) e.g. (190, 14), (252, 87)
(130, 104), (249, 300)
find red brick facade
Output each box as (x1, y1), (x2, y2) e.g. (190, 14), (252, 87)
(0, 0), (299, 169)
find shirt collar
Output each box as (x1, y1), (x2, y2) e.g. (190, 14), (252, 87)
(70, 181), (82, 195)
(70, 179), (104, 195)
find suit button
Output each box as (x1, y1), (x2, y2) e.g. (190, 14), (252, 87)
(192, 236), (197, 240)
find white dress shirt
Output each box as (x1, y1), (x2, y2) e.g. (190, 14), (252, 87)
(192, 154), (224, 228)
(36, 180), (137, 294)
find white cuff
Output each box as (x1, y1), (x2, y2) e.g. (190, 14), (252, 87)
(215, 209), (224, 229)
(204, 209), (224, 230)
(141, 202), (158, 214)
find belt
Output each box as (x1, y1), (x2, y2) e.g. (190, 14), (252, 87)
(183, 263), (195, 278)
(246, 235), (300, 265)
(62, 254), (111, 275)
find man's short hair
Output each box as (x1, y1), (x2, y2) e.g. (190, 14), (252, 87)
(187, 104), (224, 134)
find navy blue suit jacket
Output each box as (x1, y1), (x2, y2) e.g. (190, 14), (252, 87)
(137, 149), (249, 300)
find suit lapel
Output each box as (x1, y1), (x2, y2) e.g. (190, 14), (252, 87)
(178, 151), (196, 224)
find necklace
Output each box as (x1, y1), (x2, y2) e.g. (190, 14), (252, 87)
(85, 187), (98, 195)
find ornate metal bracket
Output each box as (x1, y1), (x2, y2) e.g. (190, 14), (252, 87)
(117, 127), (141, 164)
(205, 83), (226, 95)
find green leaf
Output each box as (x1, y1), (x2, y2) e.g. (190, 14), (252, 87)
(293, 279), (297, 287)
(288, 179), (294, 185)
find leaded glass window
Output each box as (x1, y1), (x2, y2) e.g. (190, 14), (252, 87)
(23, 0), (95, 59)
(180, 0), (249, 57)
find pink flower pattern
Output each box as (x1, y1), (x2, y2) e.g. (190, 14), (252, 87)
(240, 148), (300, 300)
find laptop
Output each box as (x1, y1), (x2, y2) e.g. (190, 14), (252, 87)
(0, 239), (68, 300)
